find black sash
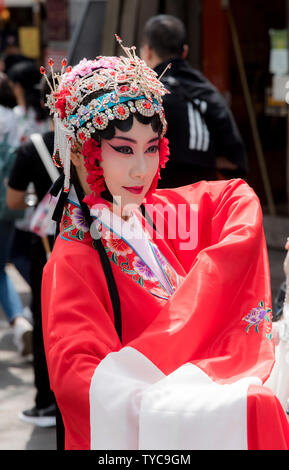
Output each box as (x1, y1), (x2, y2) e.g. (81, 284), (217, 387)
(54, 181), (122, 450)
(52, 183), (156, 449)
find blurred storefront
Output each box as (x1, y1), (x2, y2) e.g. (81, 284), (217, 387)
(213, 0), (288, 217)
(0, 1), (44, 64)
(60, 0), (289, 215)
(195, 0), (289, 216)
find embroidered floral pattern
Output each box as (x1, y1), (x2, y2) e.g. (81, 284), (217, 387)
(60, 203), (92, 243)
(60, 201), (181, 300)
(132, 256), (157, 281)
(103, 230), (133, 257)
(100, 222), (179, 296)
(70, 207), (89, 232)
(243, 301), (272, 339)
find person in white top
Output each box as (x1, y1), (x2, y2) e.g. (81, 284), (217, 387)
(0, 71), (32, 355)
(6, 61), (51, 285)
(8, 61), (50, 144)
(265, 238), (289, 419)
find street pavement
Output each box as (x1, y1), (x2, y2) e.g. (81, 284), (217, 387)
(0, 265), (56, 451)
(0, 242), (287, 450)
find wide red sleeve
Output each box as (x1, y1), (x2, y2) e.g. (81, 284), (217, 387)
(247, 385), (289, 450)
(41, 240), (122, 449)
(130, 179), (274, 384)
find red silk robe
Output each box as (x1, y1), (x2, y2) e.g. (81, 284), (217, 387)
(41, 179), (289, 450)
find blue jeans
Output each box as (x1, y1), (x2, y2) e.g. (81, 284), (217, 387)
(0, 221), (24, 323)
(9, 228), (31, 286)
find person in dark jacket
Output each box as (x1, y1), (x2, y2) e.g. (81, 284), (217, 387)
(140, 14), (248, 187)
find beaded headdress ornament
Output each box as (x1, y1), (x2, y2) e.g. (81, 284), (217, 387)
(41, 36), (170, 205)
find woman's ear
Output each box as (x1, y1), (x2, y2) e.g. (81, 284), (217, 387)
(70, 144), (82, 167)
(182, 44), (189, 60)
(140, 43), (150, 62)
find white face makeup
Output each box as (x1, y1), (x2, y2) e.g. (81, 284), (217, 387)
(100, 118), (159, 217)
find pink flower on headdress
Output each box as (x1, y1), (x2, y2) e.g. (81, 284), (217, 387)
(61, 59), (98, 85)
(73, 59), (97, 78)
(95, 57), (119, 69)
(60, 57), (119, 89)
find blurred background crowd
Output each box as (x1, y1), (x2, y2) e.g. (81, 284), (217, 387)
(1, 0), (289, 213)
(1, 0), (289, 449)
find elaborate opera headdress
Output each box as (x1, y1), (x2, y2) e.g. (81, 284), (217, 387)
(41, 36), (170, 207)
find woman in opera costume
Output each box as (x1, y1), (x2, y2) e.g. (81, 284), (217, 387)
(41, 38), (289, 450)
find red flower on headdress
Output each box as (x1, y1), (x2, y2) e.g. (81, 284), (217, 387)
(55, 89), (71, 119)
(81, 138), (108, 208)
(159, 137), (170, 168)
(145, 137), (170, 202)
(82, 138), (101, 161)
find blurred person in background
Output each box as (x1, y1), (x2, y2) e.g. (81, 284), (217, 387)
(0, 71), (32, 355)
(140, 14), (248, 188)
(8, 60), (50, 144)
(7, 73), (57, 427)
(0, 32), (31, 74)
(265, 239), (289, 419)
(7, 61), (51, 286)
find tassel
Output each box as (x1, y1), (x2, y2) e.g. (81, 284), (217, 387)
(53, 113), (75, 192)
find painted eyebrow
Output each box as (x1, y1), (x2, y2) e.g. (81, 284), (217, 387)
(112, 136), (159, 144)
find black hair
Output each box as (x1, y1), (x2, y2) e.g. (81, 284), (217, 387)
(39, 72), (54, 119)
(0, 72), (17, 108)
(92, 112), (162, 142)
(141, 14), (186, 61)
(7, 60), (47, 121)
(40, 72), (53, 103)
(81, 89), (163, 143)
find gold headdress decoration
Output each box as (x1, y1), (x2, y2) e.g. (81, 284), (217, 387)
(41, 35), (171, 192)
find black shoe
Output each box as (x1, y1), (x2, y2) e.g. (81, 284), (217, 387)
(18, 404), (56, 427)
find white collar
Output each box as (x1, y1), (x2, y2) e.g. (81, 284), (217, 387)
(67, 186), (174, 295)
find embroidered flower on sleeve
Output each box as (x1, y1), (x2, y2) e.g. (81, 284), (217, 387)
(132, 256), (157, 281)
(70, 207), (89, 232)
(242, 300), (272, 337)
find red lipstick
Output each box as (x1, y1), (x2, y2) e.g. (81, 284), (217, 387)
(123, 186), (144, 194)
